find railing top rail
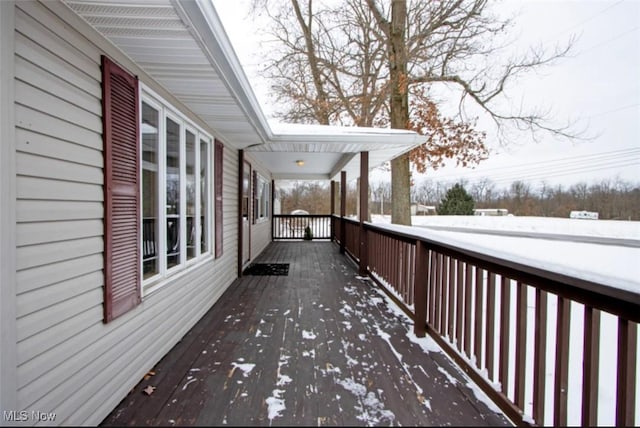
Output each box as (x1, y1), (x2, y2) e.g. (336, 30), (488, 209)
(274, 214), (333, 218)
(362, 220), (640, 321)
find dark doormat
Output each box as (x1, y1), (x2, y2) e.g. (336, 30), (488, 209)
(243, 263), (290, 276)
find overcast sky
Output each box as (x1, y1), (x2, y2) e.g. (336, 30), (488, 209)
(212, 0), (640, 189)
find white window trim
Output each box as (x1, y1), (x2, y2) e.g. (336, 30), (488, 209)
(255, 173), (270, 223)
(199, 137), (213, 257)
(140, 85), (214, 296)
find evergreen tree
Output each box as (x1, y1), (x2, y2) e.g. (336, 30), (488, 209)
(437, 183), (475, 215)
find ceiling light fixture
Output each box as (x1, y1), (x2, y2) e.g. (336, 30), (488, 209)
(296, 160), (305, 167)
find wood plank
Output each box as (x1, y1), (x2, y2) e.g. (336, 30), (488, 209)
(474, 267), (484, 367)
(486, 273), (496, 381)
(581, 307), (600, 426)
(514, 281), (528, 409)
(616, 318), (637, 426)
(533, 289), (548, 425)
(553, 297), (570, 426)
(101, 242), (511, 427)
(499, 276), (511, 395)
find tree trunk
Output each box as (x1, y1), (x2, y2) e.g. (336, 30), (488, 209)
(391, 152), (411, 224)
(389, 0), (411, 225)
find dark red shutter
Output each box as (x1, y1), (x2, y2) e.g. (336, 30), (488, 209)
(102, 55), (141, 323)
(214, 139), (224, 259)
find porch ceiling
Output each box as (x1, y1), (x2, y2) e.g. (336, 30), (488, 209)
(63, 0), (426, 180)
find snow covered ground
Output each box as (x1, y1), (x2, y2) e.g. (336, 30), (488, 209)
(370, 214), (640, 292)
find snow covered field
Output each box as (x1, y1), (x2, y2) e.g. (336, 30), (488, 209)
(385, 214), (640, 240)
(371, 215), (640, 292)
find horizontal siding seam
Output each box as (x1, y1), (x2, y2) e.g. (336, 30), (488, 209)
(14, 101), (101, 136)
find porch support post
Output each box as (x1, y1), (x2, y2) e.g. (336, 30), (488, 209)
(330, 180), (335, 215)
(358, 151), (369, 276)
(414, 240), (428, 337)
(237, 149), (244, 277)
(330, 180), (336, 241)
(340, 171), (346, 254)
(271, 179), (275, 241)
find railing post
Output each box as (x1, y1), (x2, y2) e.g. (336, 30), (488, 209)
(358, 151), (368, 276)
(414, 239), (428, 337)
(340, 171), (346, 254)
(330, 180), (335, 241)
(271, 179), (275, 241)
(616, 318), (637, 427)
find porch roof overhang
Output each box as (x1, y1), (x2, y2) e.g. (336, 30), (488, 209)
(63, 0), (426, 180)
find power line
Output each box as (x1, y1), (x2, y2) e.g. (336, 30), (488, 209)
(542, 0), (626, 43)
(588, 103), (640, 119)
(578, 25), (640, 55)
(421, 148), (640, 187)
(431, 148), (640, 177)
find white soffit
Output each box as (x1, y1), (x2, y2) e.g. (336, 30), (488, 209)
(63, 0), (426, 176)
(64, 0), (270, 150)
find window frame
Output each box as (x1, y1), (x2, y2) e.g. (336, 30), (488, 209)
(140, 85), (214, 296)
(255, 172), (270, 223)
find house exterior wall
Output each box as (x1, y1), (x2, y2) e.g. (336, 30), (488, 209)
(6, 1), (241, 424)
(1, 0), (18, 417)
(244, 153), (272, 259)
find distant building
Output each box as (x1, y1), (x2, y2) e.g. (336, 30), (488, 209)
(474, 208), (509, 216)
(411, 204), (437, 215)
(570, 210), (599, 220)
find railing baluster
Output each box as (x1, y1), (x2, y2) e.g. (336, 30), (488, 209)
(464, 264), (473, 357)
(582, 306), (600, 427)
(429, 251), (437, 326)
(440, 254), (448, 335)
(533, 289), (548, 426)
(554, 296), (570, 426)
(456, 260), (464, 350)
(414, 240), (429, 338)
(499, 276), (511, 396)
(436, 253), (444, 333)
(616, 318), (637, 427)
(474, 267), (484, 368)
(448, 257), (456, 340)
(514, 281), (527, 409)
(486, 272), (496, 381)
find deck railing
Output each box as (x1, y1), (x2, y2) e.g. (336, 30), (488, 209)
(332, 215), (639, 426)
(272, 214), (333, 240)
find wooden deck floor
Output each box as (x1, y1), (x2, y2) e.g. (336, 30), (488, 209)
(101, 242), (511, 427)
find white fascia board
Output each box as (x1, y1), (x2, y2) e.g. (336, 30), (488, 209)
(179, 1), (428, 153)
(271, 173), (331, 180)
(268, 120), (427, 146)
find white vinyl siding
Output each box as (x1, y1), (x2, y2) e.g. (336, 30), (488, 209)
(12, 1), (240, 425)
(245, 154), (272, 259)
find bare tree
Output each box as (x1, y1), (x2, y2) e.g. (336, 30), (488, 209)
(252, 0), (580, 225)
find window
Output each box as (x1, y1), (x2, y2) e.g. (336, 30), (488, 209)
(102, 55), (214, 321)
(142, 101), (160, 278)
(141, 91), (213, 290)
(253, 172), (270, 223)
